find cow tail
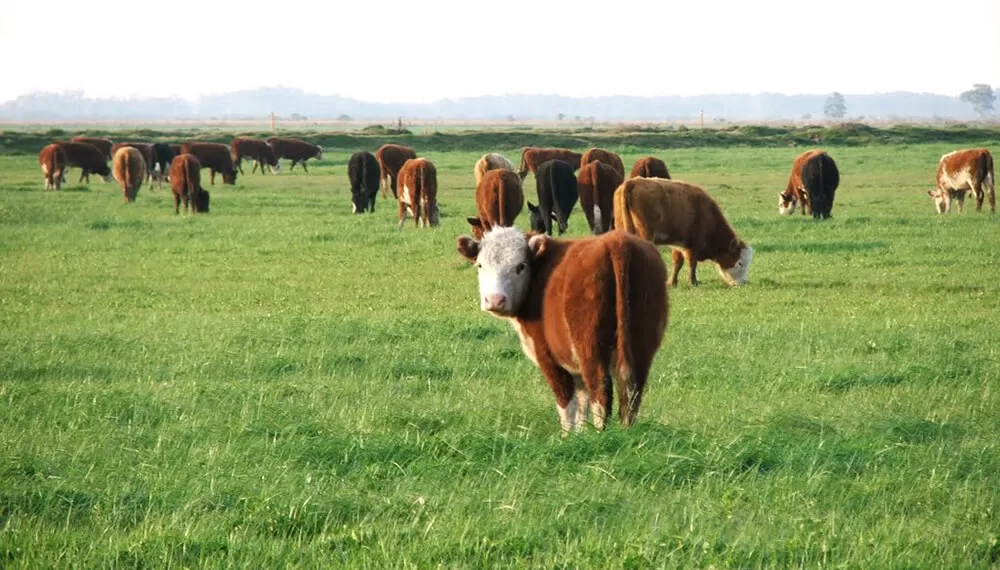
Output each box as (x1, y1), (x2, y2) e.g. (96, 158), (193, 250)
(985, 152), (996, 212)
(550, 163), (568, 231)
(609, 234), (638, 427)
(613, 179), (636, 235)
(498, 172), (509, 227)
(418, 163), (428, 226)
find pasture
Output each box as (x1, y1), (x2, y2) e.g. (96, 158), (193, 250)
(1, 137), (999, 568)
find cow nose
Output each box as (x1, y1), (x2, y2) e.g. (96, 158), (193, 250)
(483, 294), (507, 312)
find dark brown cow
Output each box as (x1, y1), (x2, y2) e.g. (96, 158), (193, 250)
(578, 160), (624, 234)
(170, 154), (210, 214)
(376, 143), (418, 199)
(778, 149), (840, 218)
(456, 227), (669, 435)
(467, 169), (524, 239)
(180, 142), (238, 185)
(38, 144), (68, 191)
(580, 148), (625, 177)
(630, 156), (671, 179)
(927, 148), (995, 214)
(112, 147), (147, 203)
(69, 136), (113, 160)
(396, 158), (439, 228)
(517, 147), (583, 181)
(231, 137), (279, 175)
(55, 142), (112, 184)
(267, 137), (323, 172)
(614, 178), (753, 287)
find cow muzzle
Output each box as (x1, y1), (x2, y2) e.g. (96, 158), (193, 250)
(482, 293), (509, 314)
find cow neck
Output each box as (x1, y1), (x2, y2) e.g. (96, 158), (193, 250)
(510, 237), (572, 322)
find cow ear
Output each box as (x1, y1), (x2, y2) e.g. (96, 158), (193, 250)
(926, 190), (935, 197)
(466, 217), (482, 228)
(527, 201), (538, 212)
(457, 235), (480, 262)
(527, 233), (548, 259)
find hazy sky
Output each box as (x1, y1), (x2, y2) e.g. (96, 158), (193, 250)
(3, 0), (998, 103)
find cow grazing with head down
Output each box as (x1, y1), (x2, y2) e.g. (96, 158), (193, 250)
(580, 148), (625, 178)
(180, 142), (238, 185)
(169, 154), (210, 214)
(113, 147), (147, 203)
(927, 148), (995, 214)
(473, 153), (515, 186)
(615, 178), (753, 287)
(69, 136), (113, 160)
(267, 137), (323, 172)
(630, 156), (671, 179)
(111, 142), (154, 175)
(456, 227), (669, 435)
(39, 144), (68, 191)
(396, 158), (440, 228)
(55, 142), (112, 184)
(517, 147), (583, 181)
(376, 143), (418, 199)
(778, 149), (840, 219)
(231, 137), (279, 176)
(348, 151), (381, 213)
(467, 169), (524, 239)
(529, 159), (579, 235)
(578, 160), (624, 234)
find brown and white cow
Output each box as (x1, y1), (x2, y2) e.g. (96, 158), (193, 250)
(614, 178), (753, 287)
(473, 153), (515, 186)
(69, 136), (113, 160)
(267, 137), (323, 173)
(578, 160), (624, 234)
(180, 142), (238, 185)
(456, 227), (668, 435)
(467, 169), (524, 239)
(630, 156), (671, 179)
(778, 149), (839, 219)
(396, 158), (440, 228)
(55, 142), (112, 184)
(39, 144), (68, 191)
(231, 137), (280, 175)
(376, 143), (418, 199)
(517, 147), (583, 181)
(169, 154), (210, 214)
(580, 147), (625, 178)
(113, 147), (147, 203)
(927, 148), (995, 214)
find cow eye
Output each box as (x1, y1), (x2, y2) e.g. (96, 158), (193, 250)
(515, 262), (527, 274)
(476, 263), (482, 269)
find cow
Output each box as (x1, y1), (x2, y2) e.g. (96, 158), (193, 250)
(517, 147), (583, 181)
(111, 142), (154, 173)
(348, 151), (381, 213)
(630, 156), (671, 179)
(69, 136), (113, 160)
(113, 147), (147, 203)
(614, 178), (753, 287)
(927, 148), (995, 214)
(528, 159), (578, 236)
(267, 137), (323, 172)
(180, 142), (238, 185)
(467, 169), (524, 239)
(375, 143), (418, 199)
(169, 154), (210, 214)
(55, 141), (112, 184)
(778, 149), (840, 219)
(456, 227), (669, 435)
(580, 147), (625, 177)
(473, 153), (515, 186)
(38, 144), (68, 191)
(396, 158), (440, 228)
(150, 143), (175, 188)
(231, 137), (279, 176)
(578, 160), (624, 234)
(169, 144), (183, 157)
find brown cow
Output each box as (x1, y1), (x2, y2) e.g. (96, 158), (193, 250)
(231, 137), (280, 175)
(169, 154), (210, 214)
(630, 156), (671, 179)
(467, 169), (524, 239)
(38, 144), (68, 191)
(517, 147), (583, 181)
(69, 136), (113, 160)
(267, 137), (323, 172)
(777, 149), (841, 217)
(473, 153), (515, 186)
(396, 158), (440, 228)
(580, 148), (625, 177)
(113, 147), (147, 203)
(179, 142), (237, 185)
(614, 178), (753, 287)
(376, 143), (418, 199)
(927, 148), (995, 214)
(111, 142), (154, 173)
(578, 161), (624, 234)
(456, 227), (668, 435)
(55, 142), (112, 184)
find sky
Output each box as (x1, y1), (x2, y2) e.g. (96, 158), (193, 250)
(3, 0), (998, 104)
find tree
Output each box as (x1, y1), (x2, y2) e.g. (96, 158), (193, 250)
(823, 92), (846, 119)
(959, 84), (995, 117)
(556, 113), (565, 121)
(337, 113), (352, 121)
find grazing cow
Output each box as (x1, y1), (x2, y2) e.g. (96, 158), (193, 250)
(396, 158), (440, 228)
(580, 148), (625, 177)
(375, 143), (418, 199)
(927, 148), (995, 214)
(69, 136), (113, 160)
(267, 137), (323, 172)
(778, 149), (840, 219)
(473, 153), (515, 186)
(55, 142), (112, 184)
(467, 169), (524, 239)
(38, 144), (68, 191)
(615, 178), (753, 287)
(456, 227), (668, 435)
(630, 156), (671, 179)
(348, 151), (381, 213)
(180, 142), (238, 185)
(113, 147), (147, 203)
(517, 147), (583, 181)
(231, 137), (279, 176)
(169, 154), (210, 214)
(111, 142), (154, 173)
(529, 159), (578, 235)
(578, 160), (624, 234)
(150, 143), (175, 188)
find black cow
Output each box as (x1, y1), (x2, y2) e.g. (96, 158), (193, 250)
(151, 143), (175, 187)
(802, 151), (840, 219)
(528, 159), (578, 235)
(349, 151), (381, 213)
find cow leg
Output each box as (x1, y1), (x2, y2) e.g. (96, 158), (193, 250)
(669, 249), (684, 286)
(368, 192), (376, 213)
(537, 358), (578, 436)
(390, 175), (399, 199)
(251, 160), (259, 174)
(289, 159), (298, 171)
(209, 170), (216, 185)
(173, 192), (181, 214)
(301, 161), (309, 173)
(397, 198), (407, 229)
(686, 252), (699, 286)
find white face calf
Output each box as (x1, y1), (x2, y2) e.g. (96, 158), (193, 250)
(717, 245), (754, 286)
(457, 226), (544, 316)
(270, 161), (281, 174)
(927, 188), (962, 214)
(777, 192), (796, 215)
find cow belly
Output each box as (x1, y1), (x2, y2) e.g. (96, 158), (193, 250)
(401, 184), (414, 214)
(940, 169), (974, 191)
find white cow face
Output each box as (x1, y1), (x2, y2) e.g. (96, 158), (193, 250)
(778, 192), (796, 215)
(270, 161), (281, 174)
(927, 189), (949, 214)
(718, 245), (753, 286)
(457, 226), (546, 316)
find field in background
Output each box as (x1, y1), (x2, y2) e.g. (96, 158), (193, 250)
(1, 133), (999, 568)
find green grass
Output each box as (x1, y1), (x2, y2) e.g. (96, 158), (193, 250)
(1, 138), (999, 568)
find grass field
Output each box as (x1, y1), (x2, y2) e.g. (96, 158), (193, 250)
(1, 138), (999, 568)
